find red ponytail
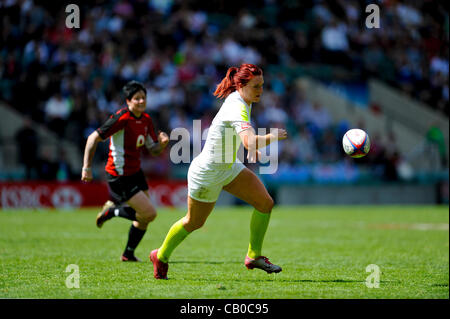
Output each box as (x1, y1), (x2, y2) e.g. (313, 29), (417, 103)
(214, 64), (263, 99)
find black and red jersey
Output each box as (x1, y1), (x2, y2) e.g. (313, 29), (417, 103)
(96, 107), (158, 176)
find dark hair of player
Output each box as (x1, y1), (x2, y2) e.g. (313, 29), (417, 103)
(123, 80), (147, 100)
(213, 63), (263, 99)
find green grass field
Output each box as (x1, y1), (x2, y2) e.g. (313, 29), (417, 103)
(0, 205), (448, 299)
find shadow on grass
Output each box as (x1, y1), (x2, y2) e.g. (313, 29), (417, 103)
(171, 260), (241, 265)
(431, 283), (449, 287)
(200, 278), (366, 283)
(198, 278), (402, 284)
(160, 261), (407, 284)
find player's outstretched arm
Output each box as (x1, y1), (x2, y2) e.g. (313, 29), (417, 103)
(239, 127), (288, 150)
(81, 130), (103, 182)
(239, 127), (288, 163)
(146, 131), (169, 156)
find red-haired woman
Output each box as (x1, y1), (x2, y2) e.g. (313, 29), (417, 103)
(150, 64), (288, 279)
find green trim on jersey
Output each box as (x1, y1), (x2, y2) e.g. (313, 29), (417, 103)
(240, 103), (250, 122)
(235, 102), (251, 167)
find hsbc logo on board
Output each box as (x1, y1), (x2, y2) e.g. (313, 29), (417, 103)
(51, 186), (82, 208)
(0, 184), (83, 209)
(0, 181), (186, 208)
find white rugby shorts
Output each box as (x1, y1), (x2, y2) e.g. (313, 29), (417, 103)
(187, 156), (245, 203)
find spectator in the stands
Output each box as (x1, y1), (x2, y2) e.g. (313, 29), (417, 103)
(37, 147), (57, 181)
(54, 149), (75, 181)
(320, 18), (352, 68)
(426, 123), (448, 169)
(44, 92), (72, 137)
(15, 117), (39, 179)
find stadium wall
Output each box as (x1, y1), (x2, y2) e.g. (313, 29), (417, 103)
(214, 184), (443, 206)
(275, 184), (438, 205)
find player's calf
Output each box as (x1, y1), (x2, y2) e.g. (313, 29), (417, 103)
(182, 215), (207, 232)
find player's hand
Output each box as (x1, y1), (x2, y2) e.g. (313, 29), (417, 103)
(81, 168), (93, 182)
(247, 149), (262, 163)
(158, 131), (169, 148)
(272, 128), (288, 141)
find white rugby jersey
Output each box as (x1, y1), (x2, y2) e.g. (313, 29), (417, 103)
(197, 91), (252, 169)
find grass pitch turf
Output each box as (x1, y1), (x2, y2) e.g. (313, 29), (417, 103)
(0, 205), (448, 299)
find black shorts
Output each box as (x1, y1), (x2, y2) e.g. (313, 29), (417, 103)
(106, 169), (149, 204)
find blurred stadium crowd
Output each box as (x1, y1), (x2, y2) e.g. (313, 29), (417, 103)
(0, 0), (448, 182)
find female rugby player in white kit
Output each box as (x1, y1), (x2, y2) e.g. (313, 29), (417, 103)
(150, 64), (288, 279)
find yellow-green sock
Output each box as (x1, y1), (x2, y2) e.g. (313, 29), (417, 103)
(247, 209), (271, 259)
(157, 218), (190, 263)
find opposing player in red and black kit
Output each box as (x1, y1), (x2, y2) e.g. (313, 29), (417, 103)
(81, 81), (169, 262)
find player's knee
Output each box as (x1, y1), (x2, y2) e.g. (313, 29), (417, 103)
(139, 208), (157, 224)
(256, 196), (274, 214)
(147, 209), (157, 222)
